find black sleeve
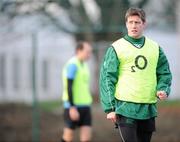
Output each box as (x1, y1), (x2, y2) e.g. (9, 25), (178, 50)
(67, 79), (74, 106)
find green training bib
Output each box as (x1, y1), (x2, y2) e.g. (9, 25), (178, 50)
(112, 37), (159, 103)
(62, 57), (92, 105)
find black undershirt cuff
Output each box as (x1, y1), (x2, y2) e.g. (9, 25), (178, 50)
(67, 79), (74, 106)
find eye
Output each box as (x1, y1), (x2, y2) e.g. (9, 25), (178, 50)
(135, 21), (141, 24)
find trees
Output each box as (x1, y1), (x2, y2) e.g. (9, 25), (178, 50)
(0, 0), (150, 41)
(0, 0), (178, 96)
(48, 0), (151, 41)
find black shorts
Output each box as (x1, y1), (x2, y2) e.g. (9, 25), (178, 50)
(63, 107), (92, 130)
(116, 115), (155, 132)
(116, 115), (155, 142)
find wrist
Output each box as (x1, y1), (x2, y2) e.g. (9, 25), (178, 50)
(105, 109), (115, 114)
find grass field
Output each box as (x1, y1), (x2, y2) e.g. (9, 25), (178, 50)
(39, 99), (180, 111)
(39, 100), (62, 112)
(157, 99), (180, 107)
(0, 100), (180, 142)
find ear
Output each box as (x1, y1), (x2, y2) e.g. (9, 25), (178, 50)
(143, 21), (147, 29)
(125, 21), (128, 28)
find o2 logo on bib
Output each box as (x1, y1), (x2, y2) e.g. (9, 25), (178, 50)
(131, 55), (148, 72)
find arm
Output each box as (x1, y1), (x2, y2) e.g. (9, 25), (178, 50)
(156, 47), (172, 99)
(67, 79), (74, 106)
(99, 47), (119, 113)
(66, 64), (79, 120)
(66, 64), (77, 106)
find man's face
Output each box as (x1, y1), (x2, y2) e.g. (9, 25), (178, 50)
(126, 15), (146, 39)
(79, 43), (92, 61)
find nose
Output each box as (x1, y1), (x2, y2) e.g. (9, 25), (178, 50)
(132, 22), (136, 28)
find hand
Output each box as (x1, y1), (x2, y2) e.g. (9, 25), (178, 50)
(107, 112), (116, 123)
(157, 91), (167, 100)
(69, 106), (79, 121)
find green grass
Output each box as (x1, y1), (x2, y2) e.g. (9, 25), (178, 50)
(39, 100), (62, 112)
(158, 99), (180, 107)
(38, 99), (180, 112)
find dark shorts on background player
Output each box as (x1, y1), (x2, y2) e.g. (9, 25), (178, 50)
(64, 106), (92, 129)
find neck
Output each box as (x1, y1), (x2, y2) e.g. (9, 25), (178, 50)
(127, 34), (144, 40)
(124, 34), (145, 48)
(128, 34), (143, 39)
(76, 55), (84, 62)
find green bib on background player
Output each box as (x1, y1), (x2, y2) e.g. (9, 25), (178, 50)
(62, 57), (92, 105)
(112, 37), (159, 103)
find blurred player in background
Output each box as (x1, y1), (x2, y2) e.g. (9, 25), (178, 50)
(61, 41), (93, 142)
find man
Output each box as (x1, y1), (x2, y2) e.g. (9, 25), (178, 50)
(100, 7), (172, 142)
(62, 41), (93, 142)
